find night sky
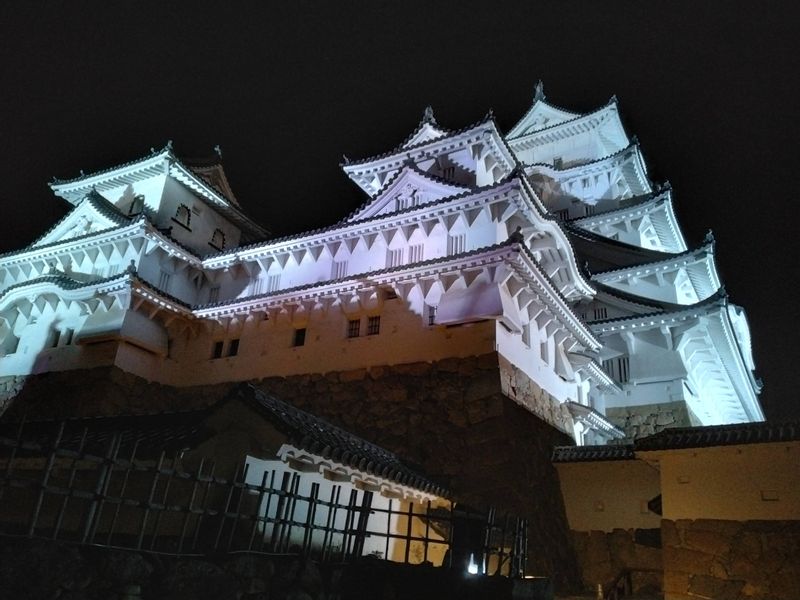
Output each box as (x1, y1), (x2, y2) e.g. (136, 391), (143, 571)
(1, 2), (798, 420)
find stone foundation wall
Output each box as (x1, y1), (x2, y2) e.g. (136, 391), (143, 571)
(571, 529), (662, 595)
(662, 519), (800, 600)
(606, 400), (696, 440)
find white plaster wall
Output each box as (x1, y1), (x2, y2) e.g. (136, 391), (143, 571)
(555, 460), (661, 532)
(650, 442), (800, 521)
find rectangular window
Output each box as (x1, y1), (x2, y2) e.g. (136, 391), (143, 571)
(603, 356), (630, 384)
(227, 339), (240, 357)
(409, 244), (424, 263)
(332, 260), (348, 279)
(267, 273), (281, 292)
(49, 329), (61, 348)
(63, 328), (74, 346)
(208, 286), (220, 303)
(293, 328), (306, 347)
(366, 316), (381, 336)
(158, 270), (171, 292)
(593, 307), (608, 321)
(427, 305), (437, 326)
(446, 233), (466, 256)
(347, 319), (361, 338)
(211, 341), (224, 359)
(386, 248), (404, 267)
(553, 157), (563, 169)
(441, 166), (455, 179)
(555, 208), (570, 220)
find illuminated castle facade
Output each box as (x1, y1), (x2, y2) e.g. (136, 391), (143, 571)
(0, 84), (763, 442)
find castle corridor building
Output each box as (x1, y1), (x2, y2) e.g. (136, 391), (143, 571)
(0, 84), (763, 442)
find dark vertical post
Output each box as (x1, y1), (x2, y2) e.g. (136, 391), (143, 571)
(53, 427), (88, 540)
(302, 481), (319, 555)
(28, 422), (65, 537)
(106, 439), (139, 546)
(137, 451), (165, 550)
(320, 485), (339, 561)
(149, 450), (180, 550)
(281, 473), (300, 553)
(258, 470), (277, 552)
(403, 501), (414, 565)
(351, 490), (373, 558)
(423, 500), (431, 564)
(191, 461), (216, 552)
(226, 462), (250, 551)
(384, 498), (392, 562)
(270, 471), (291, 552)
(214, 463), (241, 552)
(0, 416), (26, 504)
(86, 432), (122, 544)
(247, 469), (269, 551)
(178, 457), (204, 555)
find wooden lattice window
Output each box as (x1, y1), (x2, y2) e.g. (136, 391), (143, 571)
(210, 228), (225, 250)
(173, 204), (191, 229)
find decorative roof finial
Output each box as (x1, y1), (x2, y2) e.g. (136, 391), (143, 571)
(342, 154), (350, 165)
(423, 105), (436, 124)
(214, 144), (222, 158)
(534, 80), (545, 101)
(79, 169), (85, 176)
(704, 229), (715, 245)
(166, 140), (174, 151)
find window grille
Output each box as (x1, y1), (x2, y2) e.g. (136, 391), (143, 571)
(386, 248), (404, 267)
(347, 319), (360, 338)
(409, 244), (424, 263)
(593, 307), (608, 321)
(293, 328), (306, 347)
(366, 316), (381, 336)
(267, 273), (281, 292)
(158, 270), (171, 292)
(173, 204), (191, 228)
(251, 278), (263, 295)
(210, 228), (225, 250)
(554, 208), (570, 221)
(441, 166), (455, 179)
(603, 356), (630, 384)
(208, 286), (220, 303)
(447, 233), (466, 256)
(332, 260), (348, 279)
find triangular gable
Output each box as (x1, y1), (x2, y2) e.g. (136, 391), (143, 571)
(31, 192), (130, 248)
(401, 121), (449, 149)
(345, 164), (471, 222)
(507, 99), (580, 139)
(185, 161), (241, 208)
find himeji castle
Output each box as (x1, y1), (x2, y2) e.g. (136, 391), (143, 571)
(0, 83), (763, 443)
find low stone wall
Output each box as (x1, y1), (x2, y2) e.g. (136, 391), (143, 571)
(571, 529), (662, 595)
(0, 537), (553, 600)
(662, 519), (800, 600)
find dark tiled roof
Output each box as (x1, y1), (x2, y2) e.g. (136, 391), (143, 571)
(235, 385), (450, 497)
(552, 444), (634, 463)
(635, 421), (800, 452)
(589, 286), (728, 327)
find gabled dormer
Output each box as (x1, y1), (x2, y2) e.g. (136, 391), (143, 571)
(342, 109), (516, 196)
(344, 162), (472, 222)
(31, 190), (132, 248)
(506, 83), (630, 167)
(49, 143), (267, 256)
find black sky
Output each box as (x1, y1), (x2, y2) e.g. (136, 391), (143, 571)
(1, 1), (798, 420)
